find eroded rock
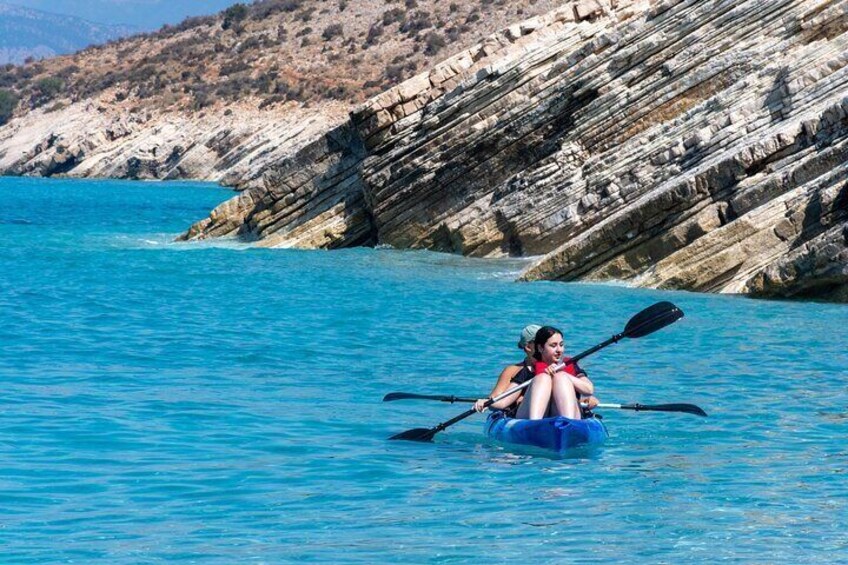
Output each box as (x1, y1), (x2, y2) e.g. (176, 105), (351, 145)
(8, 0), (848, 302)
(183, 0), (848, 301)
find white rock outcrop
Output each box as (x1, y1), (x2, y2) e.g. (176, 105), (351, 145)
(7, 0), (848, 301)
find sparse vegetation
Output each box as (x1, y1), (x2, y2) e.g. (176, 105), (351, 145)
(0, 89), (18, 125)
(383, 7), (406, 26)
(424, 32), (446, 55)
(222, 4), (249, 30)
(322, 23), (344, 41)
(0, 0), (562, 118)
(33, 77), (64, 106)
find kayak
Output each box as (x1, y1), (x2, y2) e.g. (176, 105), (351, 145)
(484, 411), (607, 453)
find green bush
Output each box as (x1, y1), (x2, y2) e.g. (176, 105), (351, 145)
(298, 7), (316, 22)
(280, 0), (303, 12)
(401, 10), (432, 36)
(322, 24), (344, 41)
(222, 4), (248, 30)
(383, 8), (406, 25)
(364, 23), (383, 47)
(0, 89), (18, 125)
(46, 101), (67, 113)
(424, 31), (446, 56)
(220, 61), (251, 76)
(36, 76), (65, 98)
(385, 63), (404, 83)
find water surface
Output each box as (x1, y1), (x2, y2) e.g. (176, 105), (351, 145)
(1, 177), (846, 563)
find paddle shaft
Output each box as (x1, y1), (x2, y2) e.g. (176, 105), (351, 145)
(400, 335), (627, 437)
(383, 395), (705, 417)
(419, 379), (535, 435)
(389, 301), (685, 441)
(596, 402), (707, 416)
(383, 392), (478, 403)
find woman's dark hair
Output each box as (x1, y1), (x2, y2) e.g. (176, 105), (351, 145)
(533, 326), (563, 360)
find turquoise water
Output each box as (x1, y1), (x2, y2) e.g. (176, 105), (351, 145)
(1, 177), (846, 563)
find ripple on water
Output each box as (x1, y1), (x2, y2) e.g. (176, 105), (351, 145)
(1, 178), (847, 563)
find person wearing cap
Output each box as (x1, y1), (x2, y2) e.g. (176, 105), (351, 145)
(473, 324), (599, 415)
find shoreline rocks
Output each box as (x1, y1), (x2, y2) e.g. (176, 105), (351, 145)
(4, 0), (848, 302)
(0, 99), (349, 189)
(181, 0), (848, 302)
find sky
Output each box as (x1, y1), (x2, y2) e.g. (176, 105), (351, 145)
(6, 0), (239, 29)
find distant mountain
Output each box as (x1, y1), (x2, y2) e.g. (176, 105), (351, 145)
(5, 0), (239, 30)
(0, 3), (137, 64)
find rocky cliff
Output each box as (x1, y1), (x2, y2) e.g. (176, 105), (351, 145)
(180, 0), (848, 302)
(0, 98), (348, 187)
(184, 0), (848, 301)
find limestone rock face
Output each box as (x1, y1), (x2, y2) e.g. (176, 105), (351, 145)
(187, 0), (846, 302)
(0, 101), (348, 189)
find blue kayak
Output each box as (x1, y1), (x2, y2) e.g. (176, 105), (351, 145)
(484, 411), (607, 453)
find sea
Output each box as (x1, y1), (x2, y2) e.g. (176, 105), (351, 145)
(1, 177), (846, 563)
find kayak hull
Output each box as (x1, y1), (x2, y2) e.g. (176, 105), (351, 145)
(484, 411), (607, 453)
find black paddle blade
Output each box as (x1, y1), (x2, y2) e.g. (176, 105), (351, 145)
(389, 428), (437, 442)
(623, 301), (684, 339)
(624, 403), (707, 416)
(383, 392), (418, 402)
(382, 392), (477, 403)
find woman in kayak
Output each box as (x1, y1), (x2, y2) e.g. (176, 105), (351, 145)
(474, 325), (597, 418)
(519, 325), (594, 420)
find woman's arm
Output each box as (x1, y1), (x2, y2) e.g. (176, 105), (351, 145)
(474, 365), (523, 412)
(567, 373), (594, 396)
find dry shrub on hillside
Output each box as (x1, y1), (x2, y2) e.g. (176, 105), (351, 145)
(0, 0), (565, 115)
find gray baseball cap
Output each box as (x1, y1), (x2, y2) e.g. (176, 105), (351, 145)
(517, 324), (542, 348)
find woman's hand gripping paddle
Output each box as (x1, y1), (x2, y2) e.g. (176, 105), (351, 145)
(388, 301), (685, 442)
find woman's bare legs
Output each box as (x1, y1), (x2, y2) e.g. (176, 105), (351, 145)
(515, 373), (552, 420)
(551, 372), (581, 419)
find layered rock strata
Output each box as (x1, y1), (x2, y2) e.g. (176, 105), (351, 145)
(183, 0), (848, 302)
(0, 100), (348, 189)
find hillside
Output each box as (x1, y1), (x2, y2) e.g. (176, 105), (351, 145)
(5, 0), (237, 31)
(0, 3), (135, 65)
(0, 0), (570, 186)
(0, 0), (567, 119)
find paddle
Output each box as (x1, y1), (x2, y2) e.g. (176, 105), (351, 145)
(595, 402), (707, 417)
(383, 392), (478, 403)
(389, 301), (685, 442)
(384, 395), (706, 417)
